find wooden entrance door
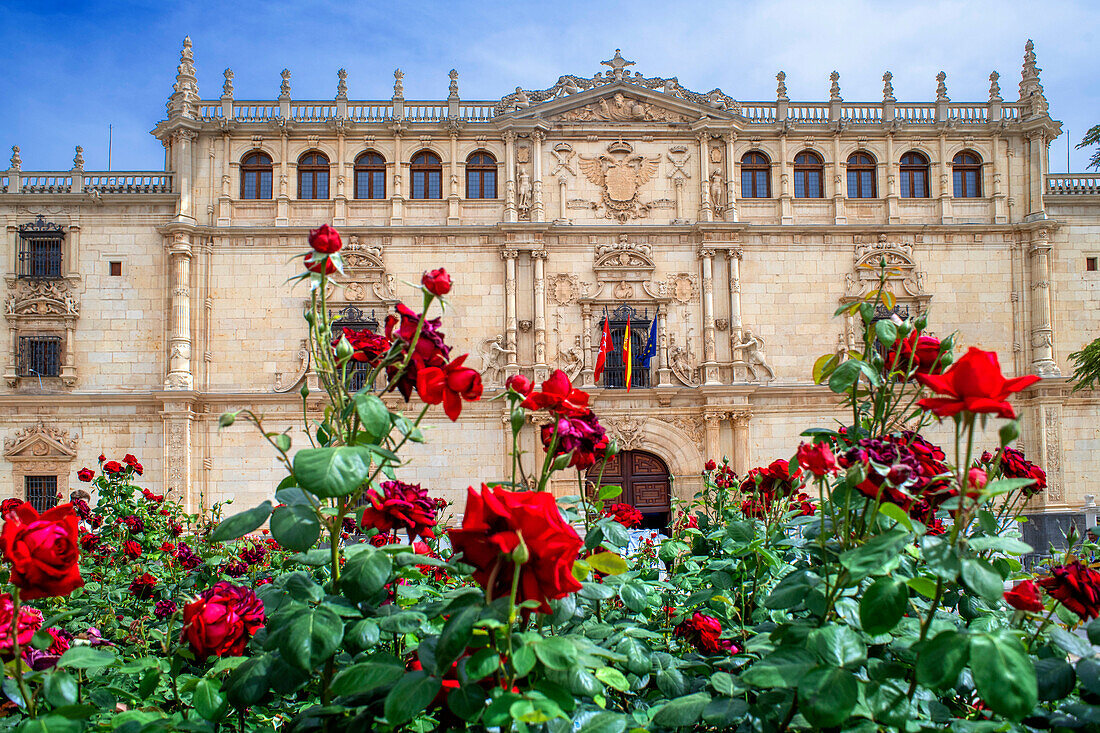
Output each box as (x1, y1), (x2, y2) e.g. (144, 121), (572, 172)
(586, 450), (671, 530)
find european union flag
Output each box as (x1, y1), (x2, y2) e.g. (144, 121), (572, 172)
(639, 317), (658, 369)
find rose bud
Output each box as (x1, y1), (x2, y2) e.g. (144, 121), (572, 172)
(422, 268), (452, 296)
(505, 374), (534, 397)
(304, 251), (336, 275)
(308, 224), (342, 254)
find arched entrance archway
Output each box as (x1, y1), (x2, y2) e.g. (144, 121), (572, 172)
(586, 449), (671, 530)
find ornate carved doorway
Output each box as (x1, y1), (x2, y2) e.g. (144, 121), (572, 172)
(586, 449), (671, 530)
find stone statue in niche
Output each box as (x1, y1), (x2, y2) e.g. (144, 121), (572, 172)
(835, 332), (849, 363)
(558, 335), (583, 381)
(709, 170), (725, 216)
(668, 332), (699, 387)
(479, 335), (515, 386)
(517, 168), (532, 216)
(733, 330), (775, 382)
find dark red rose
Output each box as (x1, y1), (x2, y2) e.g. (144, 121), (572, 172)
(221, 559), (248, 577)
(984, 447), (1046, 495)
(174, 542), (201, 569)
(132, 462), (144, 476)
(129, 573), (158, 600)
(741, 459), (800, 498)
(169, 521), (183, 537)
(1, 499), (24, 517)
(1004, 579), (1044, 613)
(505, 374), (534, 397)
(121, 515), (145, 534)
(239, 540), (268, 566)
(521, 369), (590, 417)
(838, 433), (949, 511)
(103, 461), (123, 474)
(161, 542), (176, 553)
(916, 347), (1040, 419)
(181, 581), (265, 659)
(338, 327), (390, 366)
(797, 442), (838, 477)
(122, 454), (139, 466)
(123, 540), (142, 559)
(308, 224), (342, 254)
(304, 251), (336, 275)
(0, 593), (42, 656)
(154, 599), (177, 620)
(416, 354), (483, 421)
(449, 484), (583, 614)
(540, 410), (608, 470)
(886, 332), (947, 376)
(421, 268), (452, 296)
(79, 532), (100, 551)
(673, 512), (698, 532)
(97, 454), (106, 463)
(704, 460), (717, 472)
(673, 612), (739, 655)
(603, 502), (643, 528)
(77, 468), (94, 482)
(384, 303), (451, 402)
(1038, 562), (1100, 620)
(22, 626), (70, 670)
(1, 503), (83, 600)
(361, 480), (439, 541)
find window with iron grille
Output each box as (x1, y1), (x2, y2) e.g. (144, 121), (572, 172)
(600, 305), (652, 390)
(17, 216), (63, 279)
(18, 336), (61, 378)
(24, 475), (57, 513)
(332, 306), (381, 392)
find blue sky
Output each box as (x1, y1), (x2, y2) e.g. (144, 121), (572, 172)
(3, 0), (1098, 172)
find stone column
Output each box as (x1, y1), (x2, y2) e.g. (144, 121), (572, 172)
(165, 231), (194, 390)
(731, 411), (751, 475)
(938, 133), (952, 224)
(276, 132), (289, 226)
(174, 130), (197, 223)
(673, 177), (685, 221)
(703, 411), (722, 462)
(778, 134), (792, 225)
(162, 403), (195, 510)
(503, 131), (517, 223)
(724, 132), (738, 222)
(1027, 131), (1047, 220)
(832, 134), (845, 224)
(334, 129), (347, 225)
(447, 130), (460, 224)
(700, 246), (720, 385)
(502, 248), (519, 372)
(697, 132), (712, 221)
(557, 176), (568, 221)
(885, 133), (899, 224)
(726, 246), (744, 381)
(532, 131), (545, 222)
(991, 133), (1007, 223)
(532, 249), (548, 381)
(217, 132), (231, 226)
(657, 303), (672, 387)
(580, 303), (594, 388)
(390, 129), (404, 224)
(1028, 228), (1060, 376)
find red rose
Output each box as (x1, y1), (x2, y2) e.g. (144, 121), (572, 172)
(421, 268), (452, 296)
(1, 503), (83, 600)
(77, 467), (94, 482)
(132, 463), (144, 476)
(304, 251), (336, 275)
(181, 581), (265, 659)
(1038, 562), (1100, 621)
(1004, 579), (1044, 613)
(337, 327), (390, 366)
(122, 454), (139, 466)
(0, 594), (42, 656)
(129, 572), (159, 600)
(521, 369), (590, 416)
(796, 441), (838, 477)
(103, 461), (123, 474)
(704, 460), (717, 472)
(674, 612), (739, 655)
(1, 498), (24, 517)
(886, 332), (947, 376)
(603, 502), (643, 528)
(308, 224), (342, 254)
(123, 540), (142, 559)
(741, 459), (800, 497)
(985, 447), (1046, 495)
(161, 542), (176, 553)
(449, 484), (583, 614)
(383, 303), (451, 402)
(416, 354), (483, 421)
(361, 480), (439, 541)
(505, 374), (534, 397)
(915, 347), (1040, 420)
(540, 410), (608, 470)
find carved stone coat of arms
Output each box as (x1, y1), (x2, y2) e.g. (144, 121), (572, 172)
(579, 140), (661, 222)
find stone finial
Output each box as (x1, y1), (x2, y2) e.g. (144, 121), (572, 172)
(337, 68), (348, 99)
(829, 71), (842, 102)
(166, 36), (199, 119)
(9, 146), (21, 170)
(882, 71), (895, 102)
(988, 71), (1002, 102)
(1019, 38), (1046, 109)
(776, 71), (788, 102)
(601, 49), (635, 81)
(393, 69), (405, 98)
(935, 71), (949, 102)
(448, 69), (459, 99)
(279, 69), (291, 99)
(222, 68), (234, 97)
(72, 146), (84, 170)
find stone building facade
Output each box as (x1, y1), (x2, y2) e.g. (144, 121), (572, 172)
(2, 40), (1099, 534)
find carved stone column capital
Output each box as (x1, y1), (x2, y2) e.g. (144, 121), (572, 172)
(500, 248), (519, 260)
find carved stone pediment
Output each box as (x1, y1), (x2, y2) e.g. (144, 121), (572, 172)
(328, 236), (397, 305)
(554, 92), (690, 123)
(594, 235), (655, 283)
(4, 422), (77, 461)
(4, 279), (79, 320)
(844, 234), (928, 300)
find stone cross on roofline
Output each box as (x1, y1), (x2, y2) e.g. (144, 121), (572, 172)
(601, 49), (635, 81)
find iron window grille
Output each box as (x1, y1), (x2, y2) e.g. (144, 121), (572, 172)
(332, 306), (381, 392)
(600, 304), (652, 390)
(17, 336), (62, 378)
(25, 475), (58, 513)
(17, 216), (63, 279)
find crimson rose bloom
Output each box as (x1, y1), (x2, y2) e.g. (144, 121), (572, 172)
(304, 251), (336, 275)
(505, 374), (534, 397)
(338, 327), (390, 366)
(983, 447), (1046, 495)
(1, 503), (83, 600)
(416, 354), (483, 421)
(77, 467), (94, 482)
(521, 369), (590, 416)
(154, 599), (177, 620)
(384, 303), (451, 401)
(132, 462), (144, 475)
(704, 460), (717, 472)
(122, 454), (139, 466)
(741, 459), (800, 497)
(121, 515), (145, 534)
(0, 593), (43, 655)
(123, 540), (142, 559)
(916, 347), (1040, 419)
(1, 499), (23, 517)
(1038, 562), (1100, 621)
(421, 268), (452, 296)
(541, 410), (608, 470)
(673, 612), (739, 655)
(838, 433), (950, 511)
(181, 582), (265, 659)
(103, 461), (123, 474)
(361, 480), (439, 541)
(796, 441), (838, 477)
(603, 502), (643, 528)
(308, 224), (342, 254)
(128, 573), (158, 600)
(449, 484), (583, 614)
(1004, 579), (1044, 613)
(886, 332), (947, 375)
(22, 627), (70, 671)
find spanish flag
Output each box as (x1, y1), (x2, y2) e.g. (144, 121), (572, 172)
(624, 314), (633, 392)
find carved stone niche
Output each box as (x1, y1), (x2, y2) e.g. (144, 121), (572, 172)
(593, 234), (655, 284)
(3, 422), (78, 503)
(328, 235), (398, 306)
(841, 234), (930, 311)
(3, 277), (80, 388)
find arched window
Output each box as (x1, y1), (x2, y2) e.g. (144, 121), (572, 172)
(846, 152), (877, 199)
(240, 152), (273, 200)
(740, 152), (771, 198)
(354, 152), (386, 199)
(952, 151), (982, 197)
(899, 151), (930, 198)
(465, 151), (497, 199)
(410, 151), (442, 200)
(793, 151), (824, 198)
(297, 151), (330, 200)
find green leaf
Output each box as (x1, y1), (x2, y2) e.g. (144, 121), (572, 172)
(269, 504), (321, 552)
(534, 637), (578, 671)
(463, 648), (500, 682)
(1077, 658), (1100, 696)
(619, 582), (648, 612)
(597, 484), (622, 500)
(859, 577), (909, 635)
(961, 558), (1004, 604)
(1087, 618), (1100, 646)
(448, 684), (487, 721)
(283, 571), (324, 603)
(741, 647), (816, 688)
(341, 546), (393, 600)
(877, 502), (915, 532)
(384, 671), (441, 725)
(969, 631), (1038, 720)
(828, 359), (866, 393)
(42, 671), (78, 708)
(588, 552), (629, 576)
(967, 536), (1033, 555)
(353, 392), (392, 440)
(1034, 657), (1076, 701)
(921, 535), (961, 581)
(764, 569), (822, 609)
(225, 654), (274, 707)
(436, 604), (480, 676)
(1049, 626), (1095, 659)
(293, 446), (374, 498)
(193, 678), (227, 721)
(906, 576), (939, 598)
(798, 666), (858, 728)
(594, 666), (630, 692)
(916, 630), (969, 689)
(331, 659), (405, 697)
(279, 605), (345, 671)
(840, 531), (908, 581)
(652, 692), (711, 728)
(702, 697), (749, 726)
(580, 711), (627, 733)
(808, 626), (866, 668)
(710, 671), (736, 697)
(56, 647), (117, 671)
(208, 501), (272, 543)
(875, 319), (898, 348)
